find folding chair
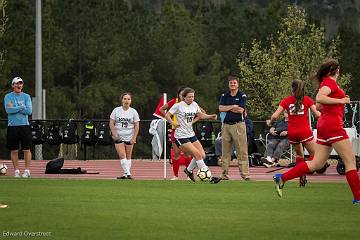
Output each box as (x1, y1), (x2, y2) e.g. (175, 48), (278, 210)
(264, 132), (294, 165)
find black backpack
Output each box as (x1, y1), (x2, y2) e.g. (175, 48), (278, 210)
(30, 121), (46, 145)
(45, 157), (84, 174)
(61, 120), (79, 144)
(81, 120), (97, 146)
(47, 123), (62, 146)
(97, 122), (112, 145)
(45, 157), (64, 174)
(195, 121), (214, 148)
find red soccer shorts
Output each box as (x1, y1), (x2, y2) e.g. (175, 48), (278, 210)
(288, 128), (314, 144)
(316, 128), (349, 146)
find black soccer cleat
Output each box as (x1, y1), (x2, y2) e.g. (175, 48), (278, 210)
(127, 175), (134, 180)
(117, 175), (127, 179)
(220, 174), (230, 180)
(299, 175), (307, 187)
(209, 176), (221, 184)
(315, 162), (330, 174)
(184, 168), (195, 182)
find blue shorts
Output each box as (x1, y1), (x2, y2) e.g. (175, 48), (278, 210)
(175, 136), (198, 148)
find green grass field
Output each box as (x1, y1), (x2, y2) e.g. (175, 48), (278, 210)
(0, 179), (359, 240)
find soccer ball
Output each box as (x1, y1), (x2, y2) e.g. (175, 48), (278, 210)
(0, 164), (8, 175)
(197, 167), (212, 181)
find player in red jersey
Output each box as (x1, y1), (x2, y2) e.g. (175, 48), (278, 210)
(267, 79), (320, 187)
(274, 59), (360, 204)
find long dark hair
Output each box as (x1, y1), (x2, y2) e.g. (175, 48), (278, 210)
(291, 79), (305, 114)
(315, 59), (339, 84)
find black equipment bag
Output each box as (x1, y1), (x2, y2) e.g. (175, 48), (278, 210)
(81, 120), (97, 146)
(47, 123), (62, 145)
(204, 153), (218, 166)
(97, 122), (112, 145)
(61, 120), (79, 144)
(45, 157), (64, 174)
(45, 158), (85, 174)
(30, 121), (46, 145)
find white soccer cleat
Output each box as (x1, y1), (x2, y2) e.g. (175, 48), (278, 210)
(14, 169), (21, 178)
(22, 170), (31, 178)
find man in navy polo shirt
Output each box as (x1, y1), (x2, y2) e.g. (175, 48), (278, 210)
(218, 76), (250, 180)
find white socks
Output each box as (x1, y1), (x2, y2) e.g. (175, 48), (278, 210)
(120, 159), (127, 176)
(196, 160), (207, 169)
(127, 159), (132, 176)
(120, 158), (132, 176)
(187, 158), (208, 171)
(187, 158), (197, 171)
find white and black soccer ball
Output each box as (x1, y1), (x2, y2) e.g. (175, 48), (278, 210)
(0, 164), (8, 175)
(197, 167), (212, 181)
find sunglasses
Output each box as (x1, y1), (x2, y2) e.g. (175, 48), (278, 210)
(14, 82), (24, 85)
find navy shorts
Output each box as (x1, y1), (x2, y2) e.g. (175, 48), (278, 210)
(174, 136), (198, 148)
(114, 139), (132, 145)
(7, 125), (32, 151)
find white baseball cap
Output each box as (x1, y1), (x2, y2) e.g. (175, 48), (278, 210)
(12, 77), (24, 85)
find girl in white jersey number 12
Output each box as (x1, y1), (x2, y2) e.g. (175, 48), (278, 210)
(165, 87), (221, 183)
(109, 92), (140, 180)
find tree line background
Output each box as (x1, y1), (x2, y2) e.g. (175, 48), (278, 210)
(1, 0), (360, 121)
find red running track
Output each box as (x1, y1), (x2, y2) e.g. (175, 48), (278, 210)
(0, 159), (355, 182)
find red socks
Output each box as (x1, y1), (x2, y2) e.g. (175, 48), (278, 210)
(295, 156), (304, 165)
(172, 155), (192, 178)
(172, 159), (180, 177)
(184, 156), (191, 167)
(345, 170), (360, 201)
(282, 161), (310, 182)
(283, 157), (360, 201)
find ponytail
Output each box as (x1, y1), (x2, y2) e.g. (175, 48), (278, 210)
(291, 79), (305, 114)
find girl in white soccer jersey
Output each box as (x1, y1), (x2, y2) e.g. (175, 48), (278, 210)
(109, 92), (140, 180)
(165, 87), (221, 183)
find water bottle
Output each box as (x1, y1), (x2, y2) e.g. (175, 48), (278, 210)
(211, 132), (216, 144)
